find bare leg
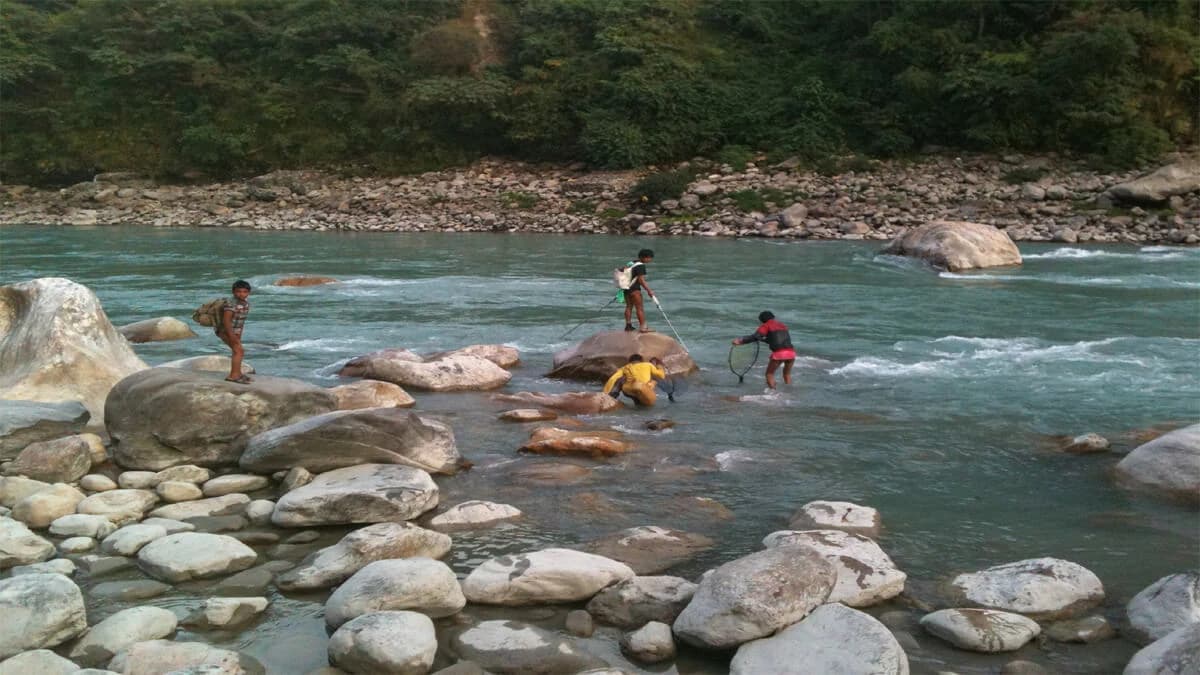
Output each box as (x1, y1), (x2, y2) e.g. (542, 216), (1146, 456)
(632, 291), (646, 329)
(782, 359), (794, 384)
(765, 359), (780, 389)
(624, 293), (634, 328)
(220, 332), (245, 380)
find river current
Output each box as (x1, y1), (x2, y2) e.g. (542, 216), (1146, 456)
(2, 224), (1198, 673)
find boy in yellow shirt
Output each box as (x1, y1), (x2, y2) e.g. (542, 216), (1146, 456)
(603, 354), (666, 407)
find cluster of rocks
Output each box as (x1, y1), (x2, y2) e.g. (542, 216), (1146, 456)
(2, 275), (1198, 673)
(1, 154), (1197, 244)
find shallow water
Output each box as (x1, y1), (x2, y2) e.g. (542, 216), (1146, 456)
(3, 224), (1199, 673)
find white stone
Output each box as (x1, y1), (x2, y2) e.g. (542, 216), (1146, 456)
(12, 483), (85, 529)
(763, 529), (906, 606)
(921, 608), (1041, 652)
(244, 499), (274, 525)
(620, 621), (675, 664)
(428, 500), (522, 531)
(155, 480), (202, 502)
(325, 558), (465, 627)
(49, 513), (117, 539)
(788, 500), (882, 536)
(147, 493), (248, 521)
(187, 597), (269, 629)
(0, 573), (87, 659)
(68, 606), (177, 667)
(75, 489), (158, 525)
(462, 548), (634, 606)
(277, 521), (451, 591)
(952, 557), (1104, 620)
(328, 611), (436, 675)
(11, 558), (75, 576)
(731, 603), (909, 674)
(101, 524), (168, 556)
(136, 532), (257, 583)
(59, 536), (95, 553)
(202, 474), (268, 497)
(271, 464), (438, 527)
(0, 649), (79, 675)
(117, 471), (159, 489)
(1115, 424), (1200, 505)
(1124, 623), (1200, 675)
(80, 475), (117, 492)
(1127, 572), (1200, 643)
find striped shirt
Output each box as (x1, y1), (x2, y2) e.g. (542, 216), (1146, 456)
(219, 297), (250, 336)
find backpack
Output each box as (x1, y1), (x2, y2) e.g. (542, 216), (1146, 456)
(612, 261), (637, 290)
(192, 298), (227, 327)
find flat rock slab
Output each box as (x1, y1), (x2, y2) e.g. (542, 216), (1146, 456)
(549, 331), (697, 381)
(272, 464), (439, 527)
(951, 557), (1104, 620)
(731, 603), (909, 674)
(136, 532), (257, 583)
(0, 400), (90, 460)
(450, 620), (605, 675)
(764, 529), (906, 607)
(428, 500), (522, 532)
(90, 580), (172, 601)
(462, 548), (634, 606)
(921, 608), (1041, 653)
(0, 572), (88, 660)
(581, 525), (714, 574)
(240, 407), (461, 475)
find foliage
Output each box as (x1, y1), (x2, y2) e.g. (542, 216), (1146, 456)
(500, 190), (539, 209)
(629, 167), (697, 205)
(1, 0), (1196, 184)
(729, 189), (766, 212)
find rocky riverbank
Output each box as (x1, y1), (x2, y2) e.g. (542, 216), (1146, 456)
(2, 153), (1198, 244)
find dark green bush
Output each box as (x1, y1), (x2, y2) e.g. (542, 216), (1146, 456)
(629, 167), (698, 205)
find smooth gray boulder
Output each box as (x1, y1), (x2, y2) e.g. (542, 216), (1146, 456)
(428, 500), (522, 531)
(580, 525), (714, 574)
(449, 620), (605, 675)
(1109, 160), (1200, 204)
(325, 558), (466, 627)
(69, 606), (178, 667)
(240, 407), (462, 475)
(1123, 623), (1200, 675)
(105, 367), (337, 470)
(586, 575), (697, 629)
(277, 522), (451, 591)
(0, 573), (88, 659)
(107, 639), (263, 674)
(136, 532), (257, 583)
(1115, 424), (1200, 505)
(4, 435), (92, 483)
(882, 220), (1022, 271)
(0, 649), (79, 675)
(730, 603), (909, 674)
(271, 464), (439, 527)
(763, 529), (906, 607)
(0, 400), (90, 460)
(921, 608), (1041, 652)
(116, 317), (196, 343)
(549, 331), (696, 381)
(788, 500), (882, 536)
(148, 493), (248, 521)
(328, 380), (415, 410)
(0, 519), (55, 570)
(620, 621), (675, 664)
(673, 545), (836, 649)
(184, 597), (269, 629)
(328, 611), (436, 675)
(339, 350), (512, 392)
(462, 548), (634, 606)
(1127, 572), (1200, 644)
(0, 278), (148, 420)
(951, 557), (1104, 620)
(101, 524), (168, 556)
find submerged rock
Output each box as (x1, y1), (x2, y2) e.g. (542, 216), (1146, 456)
(520, 427), (630, 458)
(581, 525), (714, 574)
(951, 557), (1104, 620)
(492, 391), (620, 414)
(730, 603), (908, 674)
(1114, 423), (1200, 506)
(462, 548), (634, 606)
(184, 597), (269, 629)
(881, 220), (1022, 271)
(449, 620), (604, 675)
(921, 608), (1041, 652)
(275, 275), (338, 286)
(763, 529), (906, 607)
(116, 317), (196, 343)
(271, 464), (439, 527)
(549, 331), (696, 381)
(498, 408), (557, 423)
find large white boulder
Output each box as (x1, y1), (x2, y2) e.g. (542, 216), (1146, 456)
(449, 620), (604, 674)
(673, 545), (836, 649)
(68, 605), (178, 667)
(116, 317), (196, 343)
(920, 608), (1041, 652)
(277, 521), (451, 591)
(730, 603), (909, 674)
(788, 500), (882, 536)
(1124, 623), (1200, 675)
(325, 558), (465, 627)
(1127, 572), (1200, 644)
(462, 548), (634, 606)
(271, 464), (439, 527)
(0, 400), (90, 461)
(328, 611), (437, 675)
(0, 573), (88, 659)
(339, 350), (511, 391)
(1108, 160), (1200, 204)
(0, 278), (148, 420)
(951, 557), (1104, 620)
(136, 532), (257, 583)
(882, 220), (1022, 271)
(1115, 424), (1200, 505)
(763, 529), (906, 607)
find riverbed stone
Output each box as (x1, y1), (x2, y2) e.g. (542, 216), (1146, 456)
(244, 499), (274, 525)
(154, 465), (211, 484)
(921, 608), (1041, 652)
(763, 529), (906, 607)
(277, 521), (451, 591)
(117, 471), (158, 489)
(586, 575), (697, 628)
(462, 548), (634, 606)
(1123, 623), (1200, 675)
(76, 489), (158, 524)
(449, 620), (604, 675)
(12, 483), (85, 528)
(498, 408), (557, 423)
(565, 610), (594, 637)
(0, 278), (148, 420)
(1114, 423), (1200, 505)
(549, 331), (696, 382)
(328, 611), (437, 675)
(1127, 572), (1200, 644)
(325, 558), (465, 627)
(140, 517), (195, 534)
(0, 649), (79, 675)
(69, 606), (178, 667)
(280, 466), (313, 493)
(81, 474), (117, 492)
(492, 391), (621, 414)
(1061, 433), (1110, 454)
(620, 621), (675, 664)
(329, 380), (416, 410)
(4, 435), (93, 483)
(148, 493), (249, 521)
(0, 476), (51, 508)
(76, 554), (135, 577)
(340, 350), (512, 392)
(11, 558), (75, 576)
(202, 474), (268, 497)
(428, 500), (522, 532)
(185, 597), (269, 629)
(427, 344), (521, 369)
(0, 573), (88, 659)
(49, 513), (117, 539)
(788, 500), (882, 536)
(158, 355), (256, 374)
(580, 525), (714, 574)
(271, 464), (439, 527)
(157, 480), (203, 502)
(116, 316), (196, 343)
(107, 639), (263, 675)
(1108, 160), (1200, 204)
(673, 545), (836, 649)
(0, 400), (90, 461)
(105, 367), (337, 470)
(1043, 615), (1116, 643)
(102, 523), (168, 556)
(59, 536), (95, 553)
(136, 532), (257, 582)
(882, 220), (1022, 271)
(241, 408), (462, 475)
(90, 580), (171, 601)
(951, 557), (1105, 620)
(520, 427), (630, 457)
(730, 603), (909, 674)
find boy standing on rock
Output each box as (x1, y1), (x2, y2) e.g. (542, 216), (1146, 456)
(218, 280), (252, 384)
(623, 249), (656, 333)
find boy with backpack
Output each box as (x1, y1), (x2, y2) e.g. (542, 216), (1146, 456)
(617, 249), (655, 333)
(732, 311), (796, 390)
(194, 280), (253, 384)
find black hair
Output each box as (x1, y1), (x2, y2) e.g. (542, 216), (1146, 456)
(232, 279), (252, 292)
(628, 354), (644, 363)
(758, 311), (774, 323)
(637, 248), (654, 259)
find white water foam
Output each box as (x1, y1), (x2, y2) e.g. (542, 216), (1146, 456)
(714, 449), (756, 470)
(1023, 247), (1188, 261)
(276, 338), (368, 353)
(939, 271), (1200, 289)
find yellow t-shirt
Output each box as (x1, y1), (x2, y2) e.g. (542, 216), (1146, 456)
(603, 362), (666, 394)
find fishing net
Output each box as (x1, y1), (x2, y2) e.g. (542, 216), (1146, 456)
(728, 341), (760, 383)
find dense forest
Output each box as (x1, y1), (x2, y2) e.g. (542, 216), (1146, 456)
(2, 0), (1197, 185)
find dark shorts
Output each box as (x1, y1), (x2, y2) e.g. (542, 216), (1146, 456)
(623, 288), (642, 302)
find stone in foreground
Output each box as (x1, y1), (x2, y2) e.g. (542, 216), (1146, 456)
(136, 532), (257, 583)
(1114, 423), (1200, 506)
(0, 400), (90, 460)
(0, 650), (79, 675)
(277, 522), (451, 591)
(0, 573), (87, 659)
(1126, 571), (1200, 644)
(730, 603), (909, 674)
(450, 620), (605, 675)
(325, 558), (466, 627)
(882, 220), (1022, 271)
(951, 557), (1104, 620)
(107, 639), (263, 674)
(328, 611), (436, 675)
(462, 548), (634, 606)
(620, 621), (676, 664)
(272, 464), (439, 527)
(921, 608), (1041, 652)
(1123, 623), (1200, 675)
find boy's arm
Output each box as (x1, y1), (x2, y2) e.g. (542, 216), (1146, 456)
(602, 370), (623, 394)
(650, 364), (666, 380)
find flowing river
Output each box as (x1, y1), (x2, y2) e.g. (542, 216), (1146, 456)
(3, 224), (1198, 673)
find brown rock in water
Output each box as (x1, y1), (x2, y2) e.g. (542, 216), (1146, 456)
(492, 391), (620, 415)
(118, 317), (197, 343)
(497, 408), (558, 423)
(329, 380), (415, 409)
(644, 419), (675, 431)
(882, 220), (1022, 271)
(520, 427), (630, 458)
(582, 525), (714, 574)
(337, 348), (422, 378)
(549, 331), (696, 381)
(275, 275), (338, 286)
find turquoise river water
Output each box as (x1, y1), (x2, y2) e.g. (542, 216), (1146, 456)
(2, 224), (1198, 673)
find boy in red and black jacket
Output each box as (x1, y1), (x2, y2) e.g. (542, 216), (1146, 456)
(732, 311), (796, 390)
